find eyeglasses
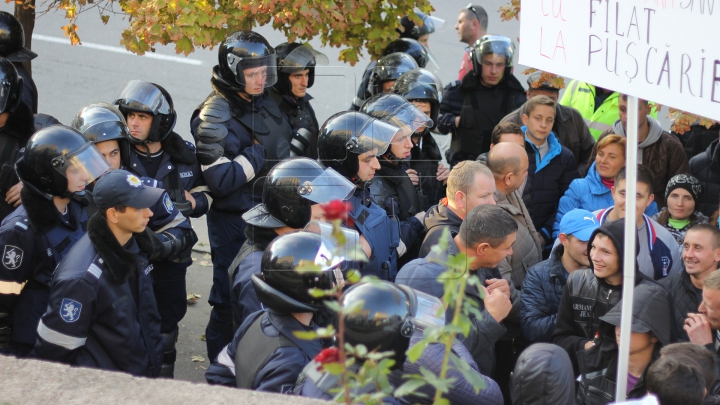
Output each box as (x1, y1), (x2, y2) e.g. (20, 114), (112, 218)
(466, 3), (481, 23)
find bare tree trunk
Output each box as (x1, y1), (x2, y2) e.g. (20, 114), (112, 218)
(14, 1), (35, 76)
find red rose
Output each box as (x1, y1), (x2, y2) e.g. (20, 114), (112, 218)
(314, 347), (340, 370)
(321, 200), (352, 222)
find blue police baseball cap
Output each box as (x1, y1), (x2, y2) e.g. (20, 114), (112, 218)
(559, 209), (599, 242)
(93, 169), (163, 209)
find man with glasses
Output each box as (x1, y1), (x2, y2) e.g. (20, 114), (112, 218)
(438, 35), (527, 165)
(457, 4), (488, 80)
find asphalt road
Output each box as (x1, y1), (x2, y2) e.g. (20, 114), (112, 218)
(1, 0), (671, 384)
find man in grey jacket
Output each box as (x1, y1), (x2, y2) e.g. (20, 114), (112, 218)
(487, 142), (542, 289)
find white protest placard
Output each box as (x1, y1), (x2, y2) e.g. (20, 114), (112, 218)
(518, 0), (720, 121)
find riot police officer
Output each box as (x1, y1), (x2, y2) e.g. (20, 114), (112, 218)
(368, 53), (419, 98)
(112, 83), (206, 377)
(438, 35), (526, 164)
(296, 280), (445, 400)
(397, 10), (445, 48)
(361, 93), (431, 221)
(228, 157), (355, 329)
(0, 12), (38, 113)
(0, 58), (35, 222)
(72, 102), (198, 377)
(206, 231), (344, 392)
(393, 69), (448, 211)
(269, 43), (328, 159)
(350, 38), (433, 110)
(34, 169), (165, 377)
(0, 126), (110, 356)
(190, 30), (296, 361)
(317, 111), (425, 281)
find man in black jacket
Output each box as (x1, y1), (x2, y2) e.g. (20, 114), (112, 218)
(437, 35), (526, 165)
(690, 133), (720, 218)
(662, 225), (720, 341)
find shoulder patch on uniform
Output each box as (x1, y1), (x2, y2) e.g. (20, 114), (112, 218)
(87, 263), (102, 279)
(184, 140), (196, 152)
(60, 298), (82, 323)
(162, 193), (174, 214)
(3, 245), (23, 269)
(14, 221), (27, 230)
(179, 171), (193, 179)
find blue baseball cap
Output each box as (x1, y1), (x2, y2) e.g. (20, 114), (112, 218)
(559, 209), (599, 242)
(93, 169), (164, 209)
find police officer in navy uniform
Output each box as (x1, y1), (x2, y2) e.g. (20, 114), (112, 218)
(34, 170), (165, 377)
(228, 157), (355, 329)
(0, 58), (36, 222)
(112, 83), (206, 377)
(191, 31), (296, 361)
(206, 231), (343, 392)
(0, 12), (38, 114)
(317, 111), (425, 281)
(0, 126), (110, 356)
(269, 43), (328, 160)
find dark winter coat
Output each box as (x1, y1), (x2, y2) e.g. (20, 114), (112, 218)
(388, 331), (504, 405)
(0, 101), (35, 221)
(660, 270), (703, 341)
(510, 343), (575, 405)
(409, 129), (446, 211)
(522, 133), (580, 243)
(521, 245), (577, 343)
(33, 213), (164, 377)
(418, 199), (461, 258)
(690, 139), (720, 217)
(502, 102), (595, 175)
(575, 283), (673, 405)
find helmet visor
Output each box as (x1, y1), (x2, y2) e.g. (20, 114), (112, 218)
(52, 143), (111, 184)
(301, 167), (355, 204)
(374, 53), (419, 82)
(114, 80), (171, 115)
(229, 53), (278, 88)
(72, 105), (129, 137)
(474, 36), (516, 67)
(350, 117), (401, 156)
(0, 75), (14, 113)
(420, 13), (445, 34)
(279, 46), (329, 73)
(412, 289), (445, 331)
(304, 220), (362, 278)
(383, 102), (434, 137)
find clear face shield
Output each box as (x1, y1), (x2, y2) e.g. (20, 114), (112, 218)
(228, 53), (278, 88)
(71, 105), (130, 138)
(51, 143), (112, 185)
(374, 53), (419, 82)
(410, 289), (446, 331)
(417, 12), (445, 34)
(304, 221), (362, 289)
(474, 35), (516, 68)
(297, 167), (355, 204)
(382, 100), (434, 138)
(114, 80), (171, 115)
(278, 46), (329, 73)
(329, 112), (401, 157)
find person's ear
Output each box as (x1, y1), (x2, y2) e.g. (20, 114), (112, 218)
(503, 172), (514, 187)
(106, 208), (120, 224)
(475, 242), (489, 257)
(455, 190), (466, 210)
(521, 114), (529, 126)
(558, 233), (569, 248)
(611, 186), (616, 196)
(647, 193), (655, 207)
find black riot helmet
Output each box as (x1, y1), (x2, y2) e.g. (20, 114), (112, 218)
(273, 42), (329, 96)
(341, 281), (445, 369)
(71, 102), (132, 170)
(0, 12), (36, 62)
(252, 231), (346, 313)
(471, 35), (516, 80)
(368, 52), (418, 97)
(381, 38), (437, 71)
(317, 111), (400, 185)
(0, 57), (23, 114)
(217, 31), (277, 93)
(16, 125), (111, 199)
(114, 80), (177, 143)
(397, 10), (445, 41)
(242, 157), (355, 229)
(392, 69), (441, 130)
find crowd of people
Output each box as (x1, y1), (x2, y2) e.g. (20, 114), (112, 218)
(0, 4), (719, 405)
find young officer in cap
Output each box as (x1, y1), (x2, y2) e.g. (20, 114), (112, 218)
(34, 170), (165, 377)
(521, 209), (599, 343)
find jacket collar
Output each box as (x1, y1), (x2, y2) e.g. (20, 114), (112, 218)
(87, 213), (140, 284)
(586, 162), (612, 195)
(266, 310), (323, 358)
(548, 245), (569, 281)
(522, 128), (562, 172)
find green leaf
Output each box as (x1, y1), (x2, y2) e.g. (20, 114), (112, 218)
(345, 269), (362, 284)
(314, 326), (336, 338)
(175, 36), (193, 55)
(322, 362), (344, 375)
(354, 344), (368, 358)
(324, 300), (341, 313)
(307, 287), (336, 298)
(393, 379), (427, 398)
(101, 15), (110, 24)
(449, 352), (487, 393)
(406, 339), (430, 363)
(294, 261), (322, 274)
(293, 330), (318, 340)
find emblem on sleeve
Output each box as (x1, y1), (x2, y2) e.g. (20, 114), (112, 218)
(3, 245), (23, 270)
(60, 298), (82, 323)
(163, 193), (175, 214)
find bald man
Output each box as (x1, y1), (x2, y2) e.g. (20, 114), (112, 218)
(487, 143), (542, 289)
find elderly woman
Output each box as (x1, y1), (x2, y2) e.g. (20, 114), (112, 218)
(553, 134), (658, 237)
(651, 174), (709, 245)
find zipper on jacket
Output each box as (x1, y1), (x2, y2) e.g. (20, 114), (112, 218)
(607, 289), (612, 300)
